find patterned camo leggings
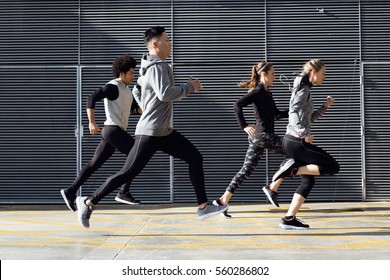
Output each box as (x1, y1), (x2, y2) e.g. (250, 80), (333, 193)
(226, 132), (286, 193)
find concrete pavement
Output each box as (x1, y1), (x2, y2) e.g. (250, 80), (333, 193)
(0, 202), (390, 260)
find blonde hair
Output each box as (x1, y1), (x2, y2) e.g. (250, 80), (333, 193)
(238, 61), (273, 91)
(293, 59), (325, 76)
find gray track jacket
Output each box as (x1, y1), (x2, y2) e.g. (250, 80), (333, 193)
(286, 73), (328, 138)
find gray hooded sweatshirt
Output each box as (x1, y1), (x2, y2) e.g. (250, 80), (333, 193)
(132, 53), (194, 136)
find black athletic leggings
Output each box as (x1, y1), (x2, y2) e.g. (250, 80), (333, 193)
(67, 125), (134, 195)
(283, 134), (340, 198)
(90, 130), (208, 205)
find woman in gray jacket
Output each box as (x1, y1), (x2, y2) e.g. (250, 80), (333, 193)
(272, 59), (340, 229)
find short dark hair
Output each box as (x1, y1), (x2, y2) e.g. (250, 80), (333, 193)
(144, 26), (166, 46)
(112, 54), (136, 78)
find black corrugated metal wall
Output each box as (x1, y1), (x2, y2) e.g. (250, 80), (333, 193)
(361, 1), (390, 201)
(0, 1), (80, 203)
(0, 0), (389, 204)
(172, 0), (267, 202)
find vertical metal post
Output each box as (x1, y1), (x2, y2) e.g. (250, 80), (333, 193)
(359, 2), (365, 201)
(169, 0), (175, 203)
(76, 0), (82, 196)
(264, 0), (269, 185)
(76, 66), (83, 196)
(360, 63), (366, 201)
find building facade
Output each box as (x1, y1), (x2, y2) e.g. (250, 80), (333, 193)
(0, 0), (389, 204)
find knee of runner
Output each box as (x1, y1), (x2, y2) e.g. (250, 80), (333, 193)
(332, 161), (340, 174)
(318, 161), (340, 176)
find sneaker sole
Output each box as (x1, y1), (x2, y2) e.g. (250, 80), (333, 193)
(221, 210), (232, 218)
(60, 189), (76, 212)
(198, 205), (229, 220)
(262, 187), (280, 208)
(279, 223), (309, 230)
(272, 160), (295, 182)
(76, 197), (90, 228)
(114, 196), (140, 205)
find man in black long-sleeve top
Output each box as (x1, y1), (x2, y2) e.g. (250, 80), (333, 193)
(60, 54), (141, 211)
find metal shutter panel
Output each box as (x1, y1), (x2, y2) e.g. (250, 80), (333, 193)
(172, 0), (267, 203)
(361, 0), (390, 61)
(361, 1), (390, 200)
(0, 67), (78, 203)
(266, 1), (362, 202)
(362, 64), (390, 200)
(0, 1), (79, 64)
(80, 1), (172, 64)
(0, 1), (79, 204)
(2, 0), (390, 205)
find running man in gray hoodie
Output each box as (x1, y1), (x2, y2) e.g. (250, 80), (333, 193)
(75, 26), (228, 228)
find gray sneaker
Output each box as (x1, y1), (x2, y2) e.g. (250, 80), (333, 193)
(198, 201), (229, 220)
(76, 196), (94, 228)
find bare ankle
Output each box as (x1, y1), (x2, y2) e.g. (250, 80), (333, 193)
(86, 199), (94, 207)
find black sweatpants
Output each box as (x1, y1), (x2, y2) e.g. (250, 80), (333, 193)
(67, 125), (134, 195)
(282, 134), (340, 198)
(90, 130), (208, 205)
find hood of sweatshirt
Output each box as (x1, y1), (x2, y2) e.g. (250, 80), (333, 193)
(139, 53), (165, 76)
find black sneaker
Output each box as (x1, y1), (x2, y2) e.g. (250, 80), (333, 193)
(279, 216), (309, 230)
(262, 186), (279, 207)
(272, 158), (298, 182)
(115, 192), (140, 205)
(213, 199), (232, 218)
(60, 188), (76, 212)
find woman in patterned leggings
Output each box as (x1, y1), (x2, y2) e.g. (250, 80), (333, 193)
(214, 61), (290, 217)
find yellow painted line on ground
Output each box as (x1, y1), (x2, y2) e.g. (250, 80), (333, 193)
(1, 228), (390, 250)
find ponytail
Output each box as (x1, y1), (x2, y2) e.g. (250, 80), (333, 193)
(238, 61), (273, 91)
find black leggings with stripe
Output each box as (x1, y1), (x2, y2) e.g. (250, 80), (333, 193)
(90, 130), (208, 205)
(67, 125), (134, 196)
(283, 134), (340, 198)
